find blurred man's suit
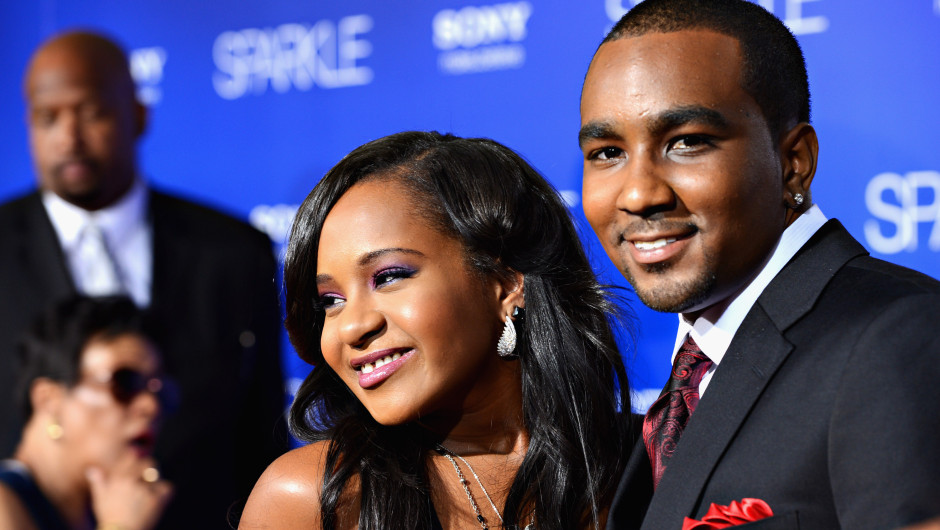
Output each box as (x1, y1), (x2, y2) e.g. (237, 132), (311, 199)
(0, 188), (288, 529)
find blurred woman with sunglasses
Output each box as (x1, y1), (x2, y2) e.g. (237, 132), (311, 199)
(0, 296), (173, 530)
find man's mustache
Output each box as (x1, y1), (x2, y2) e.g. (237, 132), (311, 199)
(51, 157), (101, 179)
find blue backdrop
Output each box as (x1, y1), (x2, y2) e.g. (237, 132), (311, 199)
(2, 0), (938, 412)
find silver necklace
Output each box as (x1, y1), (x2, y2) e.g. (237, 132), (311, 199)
(434, 444), (536, 529)
(435, 444), (502, 528)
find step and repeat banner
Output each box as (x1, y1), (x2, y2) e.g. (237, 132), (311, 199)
(1, 0), (938, 411)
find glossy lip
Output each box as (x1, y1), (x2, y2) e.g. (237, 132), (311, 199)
(620, 227), (697, 265)
(128, 428), (156, 458)
(355, 349), (415, 389)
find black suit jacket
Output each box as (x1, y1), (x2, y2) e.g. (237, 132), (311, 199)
(0, 190), (288, 529)
(607, 220), (940, 530)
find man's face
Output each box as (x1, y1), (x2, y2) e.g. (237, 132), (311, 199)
(25, 45), (141, 210)
(580, 30), (788, 319)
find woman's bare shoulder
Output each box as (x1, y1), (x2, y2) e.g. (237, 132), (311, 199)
(239, 441), (332, 529)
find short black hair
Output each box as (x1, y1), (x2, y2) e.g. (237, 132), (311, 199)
(16, 295), (153, 419)
(603, 0), (810, 140)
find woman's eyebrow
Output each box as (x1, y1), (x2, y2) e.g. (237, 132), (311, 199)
(315, 247), (425, 286)
(357, 247), (424, 267)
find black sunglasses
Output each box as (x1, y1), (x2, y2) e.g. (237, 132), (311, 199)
(84, 368), (179, 411)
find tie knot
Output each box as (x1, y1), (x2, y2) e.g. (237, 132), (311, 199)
(667, 335), (712, 391)
(81, 219), (106, 238)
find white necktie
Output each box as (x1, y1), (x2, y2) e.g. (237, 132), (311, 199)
(75, 221), (125, 296)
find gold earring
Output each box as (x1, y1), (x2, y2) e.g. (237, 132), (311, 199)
(46, 422), (64, 440)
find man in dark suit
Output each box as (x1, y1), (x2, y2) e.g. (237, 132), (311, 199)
(579, 0), (940, 528)
(0, 31), (287, 528)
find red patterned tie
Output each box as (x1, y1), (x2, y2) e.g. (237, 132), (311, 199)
(643, 335), (713, 489)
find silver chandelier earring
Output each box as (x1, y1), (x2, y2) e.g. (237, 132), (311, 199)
(497, 315), (516, 358)
(497, 307), (522, 358)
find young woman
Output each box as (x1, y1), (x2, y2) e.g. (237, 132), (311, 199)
(242, 131), (635, 529)
(0, 296), (173, 530)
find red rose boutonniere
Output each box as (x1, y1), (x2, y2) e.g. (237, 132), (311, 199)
(681, 498), (774, 529)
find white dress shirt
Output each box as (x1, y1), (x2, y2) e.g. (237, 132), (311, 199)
(42, 178), (153, 307)
(672, 205), (828, 395)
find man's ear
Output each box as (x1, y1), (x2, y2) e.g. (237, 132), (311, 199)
(497, 270), (525, 319)
(134, 101), (149, 139)
(779, 122), (818, 225)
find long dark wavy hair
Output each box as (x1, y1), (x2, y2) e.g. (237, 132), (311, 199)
(284, 131), (634, 529)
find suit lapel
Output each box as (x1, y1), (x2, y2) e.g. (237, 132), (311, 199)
(149, 191), (193, 312)
(638, 220), (868, 529)
(759, 220), (867, 329)
(640, 306), (793, 529)
(17, 193), (74, 300)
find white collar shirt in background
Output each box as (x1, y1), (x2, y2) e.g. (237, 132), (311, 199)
(672, 205), (828, 396)
(42, 178), (153, 307)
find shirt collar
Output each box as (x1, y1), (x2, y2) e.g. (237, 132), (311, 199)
(42, 177), (149, 250)
(673, 204), (828, 365)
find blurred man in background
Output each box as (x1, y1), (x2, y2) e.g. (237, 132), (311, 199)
(0, 30), (287, 528)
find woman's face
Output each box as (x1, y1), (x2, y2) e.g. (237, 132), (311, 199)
(58, 333), (163, 470)
(315, 179), (517, 426)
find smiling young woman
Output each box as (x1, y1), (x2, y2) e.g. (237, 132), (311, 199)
(240, 131), (636, 530)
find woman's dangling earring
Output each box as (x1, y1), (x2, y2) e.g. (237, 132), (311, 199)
(497, 307), (523, 358)
(497, 315), (516, 358)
